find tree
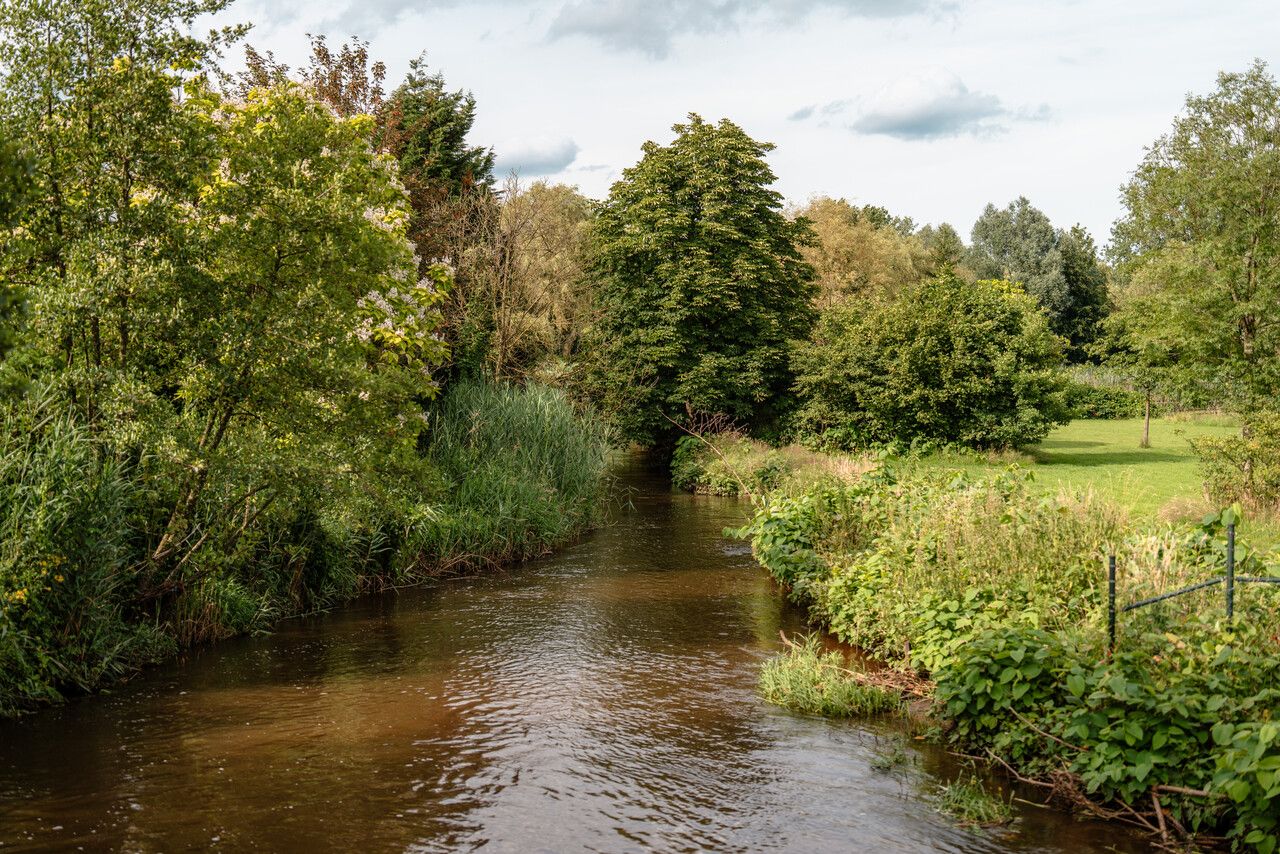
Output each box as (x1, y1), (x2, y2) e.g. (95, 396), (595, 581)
(792, 274), (1070, 449)
(586, 114), (815, 447)
(1111, 60), (1280, 417)
(1095, 312), (1176, 448)
(792, 196), (923, 307)
(238, 34), (386, 119)
(916, 222), (969, 277)
(969, 197), (1109, 360)
(0, 0), (243, 420)
(0, 136), (30, 365)
(141, 83), (448, 576)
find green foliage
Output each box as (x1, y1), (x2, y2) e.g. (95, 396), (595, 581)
(414, 380), (613, 566)
(670, 434), (789, 496)
(1193, 411), (1280, 509)
(759, 634), (901, 717)
(584, 114), (815, 448)
(935, 774), (1014, 827)
(0, 2), (612, 714)
(0, 389), (173, 714)
(968, 198), (1110, 361)
(742, 461), (1280, 849)
(0, 134), (30, 365)
(1111, 60), (1280, 416)
(793, 274), (1071, 450)
(1064, 379), (1146, 419)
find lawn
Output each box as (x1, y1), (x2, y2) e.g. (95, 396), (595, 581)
(913, 415), (1241, 520)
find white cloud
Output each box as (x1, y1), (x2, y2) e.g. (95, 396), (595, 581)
(494, 136), (581, 176)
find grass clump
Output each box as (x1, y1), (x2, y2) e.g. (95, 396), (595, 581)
(759, 634), (901, 717)
(936, 774), (1014, 827)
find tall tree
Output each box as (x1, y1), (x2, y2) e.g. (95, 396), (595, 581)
(0, 0), (242, 419)
(1111, 60), (1280, 415)
(792, 196), (923, 307)
(585, 114), (815, 447)
(916, 222), (968, 277)
(969, 197), (1108, 359)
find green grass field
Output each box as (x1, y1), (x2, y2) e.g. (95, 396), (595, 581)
(913, 415), (1241, 520)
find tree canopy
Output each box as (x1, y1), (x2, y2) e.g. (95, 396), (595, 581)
(586, 114), (815, 446)
(969, 197), (1109, 360)
(793, 274), (1070, 449)
(1111, 60), (1280, 415)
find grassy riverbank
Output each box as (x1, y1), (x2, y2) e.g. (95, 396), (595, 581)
(680, 423), (1280, 851)
(0, 381), (612, 716)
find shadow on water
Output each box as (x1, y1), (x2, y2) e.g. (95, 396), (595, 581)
(0, 455), (1146, 853)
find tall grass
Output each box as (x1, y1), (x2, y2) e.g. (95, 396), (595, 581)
(0, 388), (172, 714)
(759, 634), (901, 717)
(412, 380), (613, 568)
(1, 380), (614, 714)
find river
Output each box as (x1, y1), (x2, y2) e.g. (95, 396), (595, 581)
(0, 458), (1144, 852)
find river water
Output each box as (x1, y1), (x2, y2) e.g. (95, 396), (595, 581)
(0, 458), (1143, 852)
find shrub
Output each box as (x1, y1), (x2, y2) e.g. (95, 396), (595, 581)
(792, 274), (1071, 450)
(1065, 380), (1147, 419)
(0, 390), (172, 714)
(759, 634), (901, 717)
(1193, 411), (1280, 509)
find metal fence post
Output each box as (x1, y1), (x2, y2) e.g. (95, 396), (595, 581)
(1108, 554), (1116, 654)
(1226, 523), (1236, 623)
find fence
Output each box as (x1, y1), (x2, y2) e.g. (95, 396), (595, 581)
(1107, 524), (1280, 652)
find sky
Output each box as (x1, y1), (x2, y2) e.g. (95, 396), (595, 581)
(213, 0), (1280, 247)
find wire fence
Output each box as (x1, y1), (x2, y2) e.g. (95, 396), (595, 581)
(1107, 524), (1280, 652)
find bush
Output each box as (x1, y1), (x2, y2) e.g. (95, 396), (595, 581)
(1194, 411), (1280, 509)
(1065, 380), (1148, 419)
(0, 390), (173, 714)
(740, 465), (1280, 850)
(792, 274), (1071, 450)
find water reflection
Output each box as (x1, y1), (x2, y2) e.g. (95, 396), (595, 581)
(0, 459), (1142, 852)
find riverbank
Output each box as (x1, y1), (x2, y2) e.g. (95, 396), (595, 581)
(678, 429), (1280, 851)
(0, 457), (1148, 853)
(0, 381), (612, 717)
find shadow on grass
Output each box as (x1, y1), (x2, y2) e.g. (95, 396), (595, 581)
(1031, 450), (1188, 467)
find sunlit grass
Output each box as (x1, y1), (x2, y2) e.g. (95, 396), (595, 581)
(759, 634), (902, 717)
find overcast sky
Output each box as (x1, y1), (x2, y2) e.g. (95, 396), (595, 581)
(215, 0), (1280, 247)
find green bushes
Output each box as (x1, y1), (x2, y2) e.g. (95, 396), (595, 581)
(0, 380), (612, 714)
(759, 634), (901, 717)
(739, 464), (1280, 850)
(1194, 411), (1280, 509)
(1065, 380), (1147, 419)
(0, 390), (172, 715)
(792, 274), (1071, 450)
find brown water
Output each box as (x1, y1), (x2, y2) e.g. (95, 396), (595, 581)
(0, 459), (1143, 853)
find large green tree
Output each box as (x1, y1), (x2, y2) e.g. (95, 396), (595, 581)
(969, 197), (1109, 360)
(793, 274), (1070, 449)
(1111, 60), (1280, 415)
(586, 114), (815, 446)
(0, 0), (242, 416)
